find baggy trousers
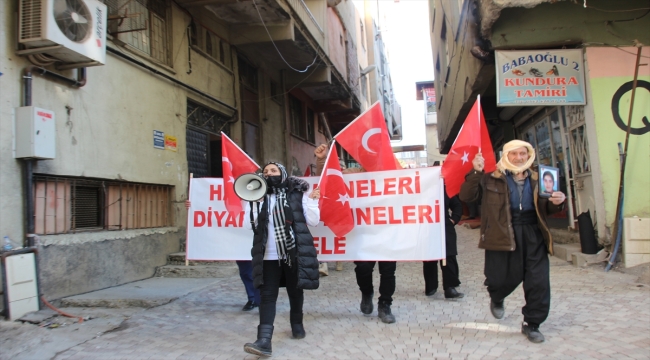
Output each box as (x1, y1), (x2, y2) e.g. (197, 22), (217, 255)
(259, 260), (303, 326)
(423, 256), (460, 293)
(354, 261), (396, 305)
(484, 224), (550, 325)
(236, 260), (261, 305)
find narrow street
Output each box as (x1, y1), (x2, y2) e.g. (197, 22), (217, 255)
(4, 225), (647, 360)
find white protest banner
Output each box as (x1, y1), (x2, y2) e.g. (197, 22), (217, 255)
(186, 167), (445, 261)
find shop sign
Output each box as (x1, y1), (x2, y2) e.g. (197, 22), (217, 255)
(496, 49), (586, 106)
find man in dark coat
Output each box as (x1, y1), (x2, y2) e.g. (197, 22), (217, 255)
(460, 140), (565, 343)
(423, 190), (464, 299)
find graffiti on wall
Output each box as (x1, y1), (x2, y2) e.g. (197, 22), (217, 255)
(610, 80), (650, 135)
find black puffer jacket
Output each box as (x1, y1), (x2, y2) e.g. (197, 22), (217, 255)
(251, 177), (320, 290)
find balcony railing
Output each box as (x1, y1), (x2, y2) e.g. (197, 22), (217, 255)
(286, 0), (326, 52)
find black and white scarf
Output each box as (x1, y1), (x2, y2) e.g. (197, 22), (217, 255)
(266, 162), (296, 266)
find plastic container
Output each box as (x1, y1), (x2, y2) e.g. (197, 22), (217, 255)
(3, 236), (14, 252)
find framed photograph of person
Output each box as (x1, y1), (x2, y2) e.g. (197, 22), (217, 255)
(539, 165), (559, 198)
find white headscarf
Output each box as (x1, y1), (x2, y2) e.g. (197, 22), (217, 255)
(497, 140), (536, 175)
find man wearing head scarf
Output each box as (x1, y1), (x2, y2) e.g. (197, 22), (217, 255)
(459, 140), (566, 343)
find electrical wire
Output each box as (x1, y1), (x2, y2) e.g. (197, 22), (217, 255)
(251, 0), (318, 73)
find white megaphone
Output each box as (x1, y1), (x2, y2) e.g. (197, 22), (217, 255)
(234, 173), (268, 202)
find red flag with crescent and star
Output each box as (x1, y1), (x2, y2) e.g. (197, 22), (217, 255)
(441, 96), (496, 197)
(318, 143), (354, 237)
(221, 132), (260, 214)
(334, 102), (399, 172)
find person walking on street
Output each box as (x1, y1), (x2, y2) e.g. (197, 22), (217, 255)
(423, 190), (464, 299)
(459, 140), (566, 343)
(315, 143), (397, 324)
(243, 162), (321, 357)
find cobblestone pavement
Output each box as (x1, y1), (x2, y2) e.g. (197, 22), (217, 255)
(54, 226), (649, 359)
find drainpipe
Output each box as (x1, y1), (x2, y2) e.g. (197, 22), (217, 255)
(22, 69), (35, 247)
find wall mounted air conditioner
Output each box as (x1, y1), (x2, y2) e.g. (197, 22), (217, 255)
(19, 0), (107, 67)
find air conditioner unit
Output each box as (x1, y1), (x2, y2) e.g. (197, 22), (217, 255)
(19, 0), (107, 67)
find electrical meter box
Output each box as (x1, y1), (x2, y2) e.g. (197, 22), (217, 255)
(15, 106), (56, 159)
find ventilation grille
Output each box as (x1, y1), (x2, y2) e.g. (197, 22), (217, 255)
(20, 0), (43, 41)
(72, 186), (101, 229)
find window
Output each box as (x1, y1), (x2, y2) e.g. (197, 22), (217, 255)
(186, 100), (231, 178)
(361, 70), (368, 99)
(270, 80), (282, 104)
(306, 108), (315, 144)
(238, 57), (258, 90)
(289, 95), (303, 136)
(106, 0), (170, 64)
(189, 22), (198, 46)
(288, 95), (315, 144)
(33, 176), (174, 234)
(186, 99), (232, 135)
(184, 19), (230, 68)
(205, 32), (214, 58)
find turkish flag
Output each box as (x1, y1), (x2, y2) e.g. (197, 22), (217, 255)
(221, 132), (260, 213)
(318, 143), (354, 237)
(334, 102), (398, 172)
(441, 97), (496, 197)
(304, 166), (312, 177)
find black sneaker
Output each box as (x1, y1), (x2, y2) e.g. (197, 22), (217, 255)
(242, 300), (258, 311)
(444, 287), (465, 299)
(360, 292), (373, 314)
(490, 299), (505, 319)
(425, 289), (437, 297)
(377, 302), (396, 324)
(522, 322), (545, 343)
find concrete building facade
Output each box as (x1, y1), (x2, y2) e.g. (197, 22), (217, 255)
(0, 0), (400, 310)
(428, 0), (650, 266)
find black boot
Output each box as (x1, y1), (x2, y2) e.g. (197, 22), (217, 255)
(290, 312), (306, 339)
(244, 324), (273, 357)
(360, 292), (374, 314)
(444, 287), (465, 299)
(377, 302), (396, 324)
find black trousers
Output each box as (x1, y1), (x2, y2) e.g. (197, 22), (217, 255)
(423, 256), (460, 293)
(259, 260), (303, 326)
(484, 224), (550, 326)
(354, 261), (396, 305)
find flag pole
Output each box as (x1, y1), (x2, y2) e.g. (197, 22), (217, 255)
(317, 141), (337, 189)
(186, 173), (193, 267)
(477, 95), (482, 154)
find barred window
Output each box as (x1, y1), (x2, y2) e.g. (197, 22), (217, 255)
(33, 176), (174, 235)
(105, 0), (170, 65)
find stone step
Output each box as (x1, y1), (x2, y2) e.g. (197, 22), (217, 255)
(554, 243), (582, 262)
(166, 252), (228, 266)
(155, 263), (238, 278)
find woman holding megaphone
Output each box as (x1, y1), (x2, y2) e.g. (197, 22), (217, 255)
(243, 161), (321, 357)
